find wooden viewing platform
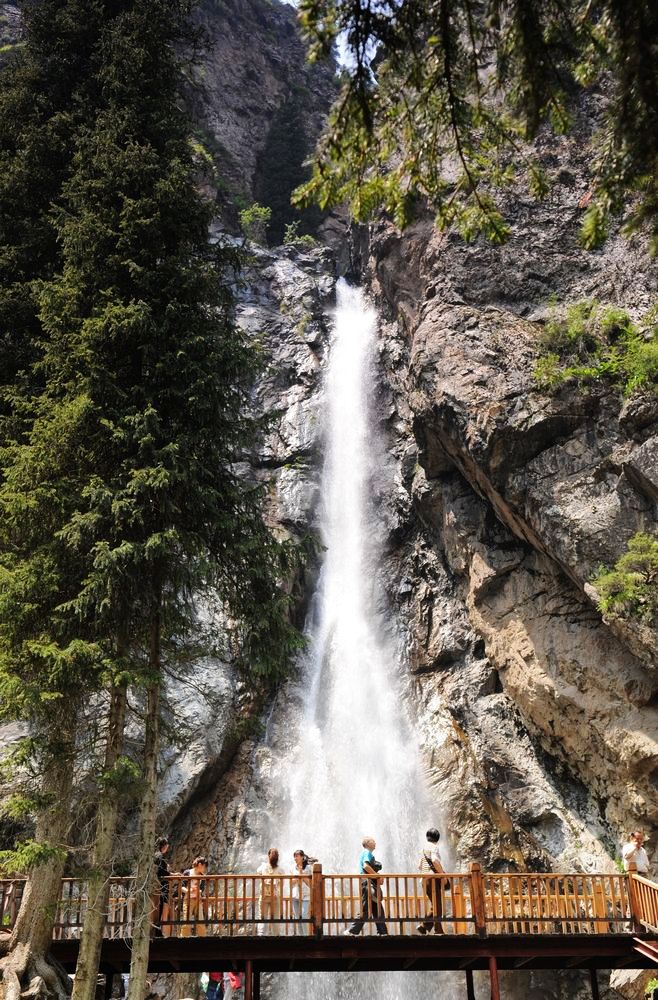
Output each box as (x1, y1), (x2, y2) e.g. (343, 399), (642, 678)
(2, 864), (657, 999)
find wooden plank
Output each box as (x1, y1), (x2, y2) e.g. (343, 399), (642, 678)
(465, 969), (476, 1000)
(311, 864), (323, 938)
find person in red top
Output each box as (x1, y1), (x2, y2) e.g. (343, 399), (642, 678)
(224, 972), (244, 997)
(206, 972), (223, 1000)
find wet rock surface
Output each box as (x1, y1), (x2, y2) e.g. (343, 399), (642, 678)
(159, 242), (335, 842)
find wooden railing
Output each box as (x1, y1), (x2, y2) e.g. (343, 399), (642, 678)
(320, 872), (474, 936)
(631, 874), (658, 935)
(482, 872), (633, 934)
(0, 867), (654, 940)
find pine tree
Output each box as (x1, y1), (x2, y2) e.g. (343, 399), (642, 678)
(0, 6), (115, 996)
(0, 3), (302, 999)
(3, 0), (298, 997)
(297, 0), (658, 249)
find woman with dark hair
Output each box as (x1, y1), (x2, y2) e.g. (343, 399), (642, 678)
(257, 848), (283, 935)
(153, 837), (171, 936)
(416, 827), (445, 935)
(181, 856), (208, 937)
(291, 850), (315, 932)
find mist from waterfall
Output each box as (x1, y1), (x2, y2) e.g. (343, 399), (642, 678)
(273, 280), (443, 1000)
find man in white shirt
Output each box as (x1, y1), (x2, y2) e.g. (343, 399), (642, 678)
(622, 831), (650, 875)
(416, 827), (444, 935)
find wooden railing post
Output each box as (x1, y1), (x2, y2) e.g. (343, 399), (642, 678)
(311, 863), (324, 938)
(469, 863), (487, 937)
(626, 863), (643, 933)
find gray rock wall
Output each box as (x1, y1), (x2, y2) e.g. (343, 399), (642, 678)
(363, 133), (658, 866)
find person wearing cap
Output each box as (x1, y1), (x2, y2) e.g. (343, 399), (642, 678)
(622, 831), (650, 876)
(416, 827), (445, 934)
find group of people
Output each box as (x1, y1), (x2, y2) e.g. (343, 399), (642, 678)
(342, 829), (445, 937)
(153, 827), (652, 939)
(205, 971), (244, 1000)
(152, 837), (319, 936)
(153, 828), (447, 937)
(153, 837), (211, 936)
(255, 847), (317, 934)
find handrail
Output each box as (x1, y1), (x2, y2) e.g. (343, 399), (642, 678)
(1, 869), (655, 940)
(630, 872), (658, 934)
(480, 871), (633, 935)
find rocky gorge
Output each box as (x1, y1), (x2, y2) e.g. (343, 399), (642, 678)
(3, 0), (652, 997)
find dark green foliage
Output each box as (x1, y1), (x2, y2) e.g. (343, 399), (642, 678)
(593, 531), (658, 626)
(239, 202), (272, 245)
(297, 0), (658, 248)
(254, 95), (322, 245)
(0, 1), (111, 408)
(533, 300), (658, 395)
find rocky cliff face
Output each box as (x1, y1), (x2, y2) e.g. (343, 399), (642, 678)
(165, 0), (658, 893)
(192, 0), (336, 239)
(150, 8), (658, 1000)
(363, 117), (658, 864)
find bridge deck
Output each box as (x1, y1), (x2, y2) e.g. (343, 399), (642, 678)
(50, 931), (656, 975)
(3, 865), (658, 999)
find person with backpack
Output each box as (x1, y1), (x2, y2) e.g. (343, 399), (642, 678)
(344, 837), (388, 936)
(416, 827), (445, 934)
(257, 848), (283, 935)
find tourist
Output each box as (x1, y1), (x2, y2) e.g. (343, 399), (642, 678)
(181, 856), (209, 937)
(416, 827), (445, 935)
(257, 848), (283, 935)
(291, 850), (314, 932)
(344, 836), (387, 936)
(206, 972), (223, 1000)
(622, 831), (650, 876)
(153, 836), (180, 937)
(223, 971), (244, 998)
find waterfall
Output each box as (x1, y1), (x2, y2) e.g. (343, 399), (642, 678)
(271, 280), (445, 999)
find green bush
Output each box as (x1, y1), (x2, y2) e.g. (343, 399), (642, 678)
(533, 299), (658, 396)
(283, 221), (318, 248)
(239, 203), (272, 245)
(593, 531), (658, 626)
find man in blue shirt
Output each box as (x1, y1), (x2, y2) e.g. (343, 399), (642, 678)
(344, 837), (388, 935)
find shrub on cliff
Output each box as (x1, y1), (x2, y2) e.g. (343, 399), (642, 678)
(239, 202), (271, 244)
(533, 300), (658, 396)
(593, 531), (658, 626)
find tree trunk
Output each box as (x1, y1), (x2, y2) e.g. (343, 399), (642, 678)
(127, 606), (161, 1000)
(0, 704), (77, 1000)
(70, 680), (128, 1000)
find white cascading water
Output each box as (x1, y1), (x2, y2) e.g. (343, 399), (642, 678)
(273, 280), (446, 1000)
